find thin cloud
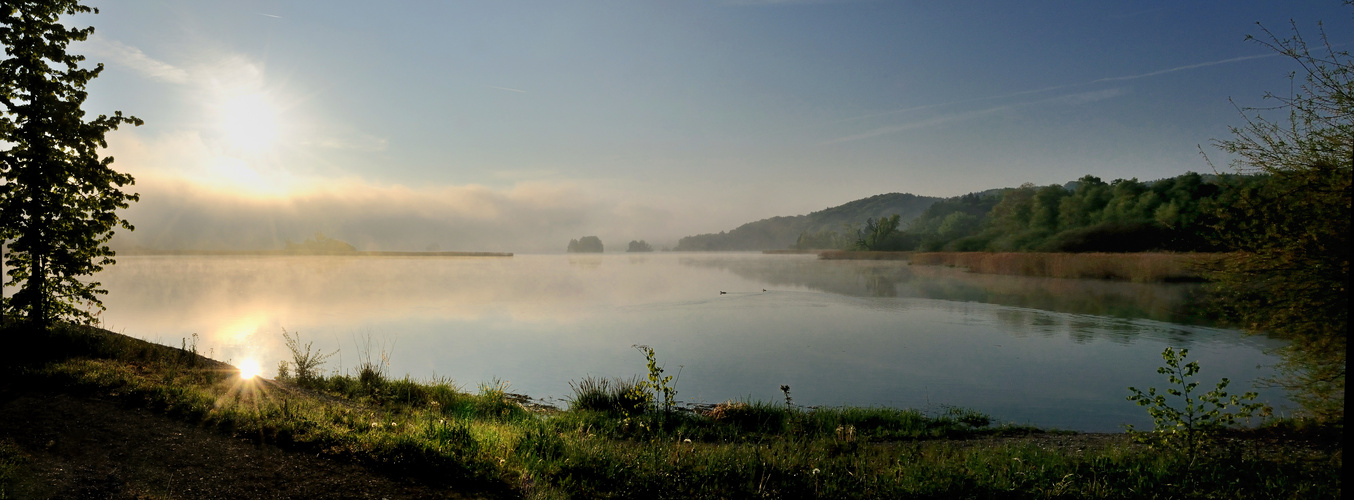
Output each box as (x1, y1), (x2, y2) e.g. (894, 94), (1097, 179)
(1046, 87), (1124, 105)
(1088, 54), (1276, 84)
(86, 36), (190, 84)
(821, 88), (1124, 145)
(821, 105), (1014, 145)
(727, 0), (862, 5)
(486, 85), (528, 94)
(258, 13), (282, 19)
(830, 52), (1275, 126)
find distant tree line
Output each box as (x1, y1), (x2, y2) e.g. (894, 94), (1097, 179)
(284, 233), (357, 254)
(677, 193), (938, 251)
(626, 240), (654, 252)
(794, 172), (1256, 253)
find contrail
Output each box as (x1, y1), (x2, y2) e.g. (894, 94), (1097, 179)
(487, 85), (528, 94)
(829, 52), (1276, 125)
(1088, 53), (1275, 84)
(820, 88), (1123, 145)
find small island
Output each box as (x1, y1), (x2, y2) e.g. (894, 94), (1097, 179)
(566, 236), (604, 253)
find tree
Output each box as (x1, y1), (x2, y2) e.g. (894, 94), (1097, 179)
(567, 236), (603, 253)
(0, 1), (141, 328)
(626, 240), (654, 252)
(1206, 19), (1350, 420)
(853, 214), (903, 251)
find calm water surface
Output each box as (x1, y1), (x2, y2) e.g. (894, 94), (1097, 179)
(81, 253), (1287, 431)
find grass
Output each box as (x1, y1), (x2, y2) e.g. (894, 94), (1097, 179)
(0, 439), (25, 500)
(1, 321), (1342, 499)
(904, 252), (1223, 283)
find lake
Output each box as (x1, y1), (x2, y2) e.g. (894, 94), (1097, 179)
(77, 253), (1287, 432)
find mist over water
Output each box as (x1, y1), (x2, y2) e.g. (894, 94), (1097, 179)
(73, 253), (1286, 431)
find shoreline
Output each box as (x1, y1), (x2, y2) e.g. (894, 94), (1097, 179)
(1, 322), (1339, 498)
(811, 250), (1219, 283)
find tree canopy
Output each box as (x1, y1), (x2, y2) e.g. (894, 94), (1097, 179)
(1204, 20), (1350, 420)
(1, 1), (141, 327)
(567, 236), (604, 253)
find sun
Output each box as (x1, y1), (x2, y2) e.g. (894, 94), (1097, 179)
(219, 92), (280, 151)
(238, 358), (262, 380)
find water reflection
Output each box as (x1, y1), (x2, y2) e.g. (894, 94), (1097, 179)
(680, 255), (1216, 327)
(71, 253), (1289, 432)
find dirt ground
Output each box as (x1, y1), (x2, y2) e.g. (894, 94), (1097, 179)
(0, 384), (485, 500)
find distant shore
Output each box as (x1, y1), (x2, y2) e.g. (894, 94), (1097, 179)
(118, 249), (513, 257)
(800, 250), (1219, 283)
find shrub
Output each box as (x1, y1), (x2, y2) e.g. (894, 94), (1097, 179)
(278, 328), (334, 386)
(1127, 347), (1269, 467)
(629, 345), (679, 414)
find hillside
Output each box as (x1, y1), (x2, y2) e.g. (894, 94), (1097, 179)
(674, 193), (940, 251)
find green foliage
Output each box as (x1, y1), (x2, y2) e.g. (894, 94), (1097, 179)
(0, 0), (142, 328)
(902, 174), (1230, 253)
(0, 439), (26, 499)
(277, 328), (335, 386)
(852, 214), (906, 251)
(681, 193), (939, 251)
(474, 378), (518, 420)
(566, 236), (604, 253)
(1126, 347), (1268, 466)
(1204, 19), (1350, 421)
(629, 344), (679, 415)
(568, 375), (648, 414)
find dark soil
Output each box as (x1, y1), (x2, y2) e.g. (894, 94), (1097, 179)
(0, 384), (484, 500)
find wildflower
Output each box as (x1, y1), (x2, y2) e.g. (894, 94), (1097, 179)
(683, 438), (692, 444)
(812, 468), (821, 475)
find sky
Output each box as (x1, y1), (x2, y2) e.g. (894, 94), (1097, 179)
(66, 0), (1352, 253)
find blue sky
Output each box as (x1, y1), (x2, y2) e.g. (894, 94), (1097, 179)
(74, 1), (1351, 252)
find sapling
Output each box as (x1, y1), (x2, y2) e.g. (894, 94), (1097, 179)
(1126, 347), (1269, 467)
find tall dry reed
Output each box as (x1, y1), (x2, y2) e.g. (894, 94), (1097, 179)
(902, 252), (1223, 282)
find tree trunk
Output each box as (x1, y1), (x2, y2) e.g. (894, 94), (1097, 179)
(1, 239), (5, 327)
(28, 252), (45, 330)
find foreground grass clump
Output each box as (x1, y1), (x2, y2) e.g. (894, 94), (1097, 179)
(0, 439), (26, 500)
(0, 322), (1341, 499)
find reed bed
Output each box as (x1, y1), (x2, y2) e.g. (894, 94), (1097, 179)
(816, 250), (913, 260)
(902, 252), (1223, 283)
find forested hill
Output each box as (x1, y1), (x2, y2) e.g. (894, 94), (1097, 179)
(674, 193), (940, 251)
